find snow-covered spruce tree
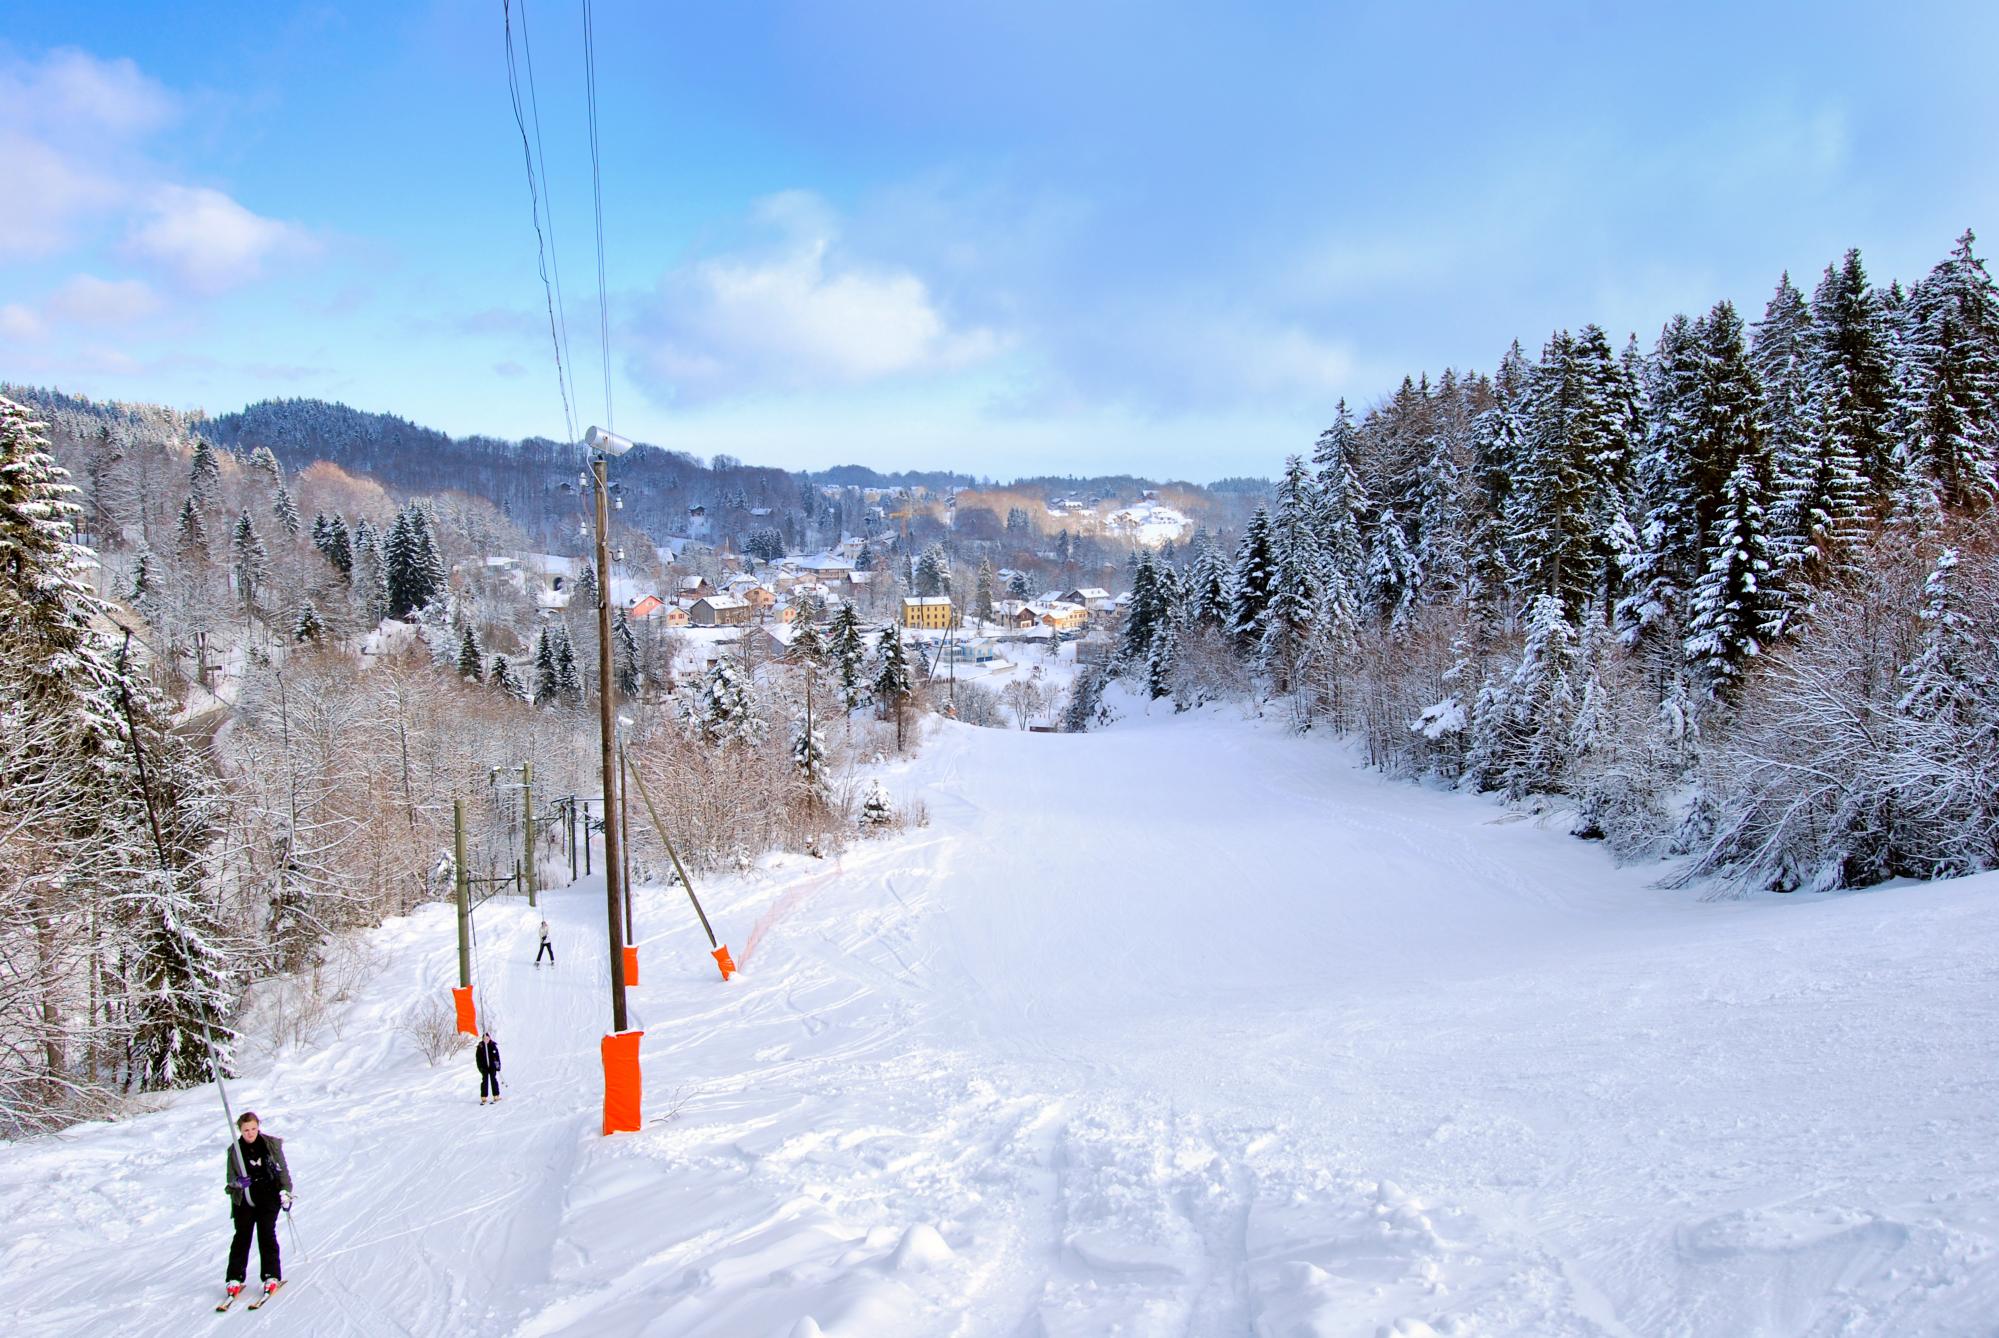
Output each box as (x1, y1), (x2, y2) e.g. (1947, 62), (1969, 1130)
(859, 778), (894, 829)
(873, 624), (914, 751)
(1116, 549), (1167, 672)
(1228, 506), (1276, 655)
(1683, 453), (1781, 701)
(1363, 505), (1419, 629)
(552, 621), (583, 703)
(490, 653), (521, 700)
(1184, 528), (1233, 631)
(187, 437), (222, 512)
(1901, 230), (1999, 509)
(791, 712), (829, 795)
(830, 602), (868, 717)
(1258, 456), (1322, 705)
(292, 599), (327, 644)
(572, 557), (598, 611)
(351, 520), (389, 625)
(1507, 325), (1635, 623)
(1144, 614), (1179, 703)
(1060, 663), (1108, 731)
(272, 482), (301, 538)
(1621, 313), (1705, 647)
(916, 543), (952, 598)
(129, 548), (157, 604)
(1008, 569), (1032, 601)
(231, 510), (267, 610)
(175, 494), (208, 559)
(973, 557), (996, 627)
(613, 607), (640, 697)
(531, 625), (559, 706)
(316, 512), (353, 579)
(456, 622), (484, 681)
(697, 655), (766, 749)
(383, 503), (444, 620)
(1466, 593), (1578, 800)
(1811, 248), (1899, 500)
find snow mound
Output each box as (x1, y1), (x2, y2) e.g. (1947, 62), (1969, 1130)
(888, 1222), (953, 1271)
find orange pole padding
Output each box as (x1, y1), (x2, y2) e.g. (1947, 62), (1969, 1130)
(601, 1030), (644, 1136)
(712, 945), (737, 981)
(451, 986), (477, 1036)
(622, 944), (639, 987)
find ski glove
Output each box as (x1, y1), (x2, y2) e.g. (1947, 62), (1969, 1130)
(280, 1191), (292, 1211)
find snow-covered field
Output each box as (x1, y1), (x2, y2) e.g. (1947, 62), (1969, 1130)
(6, 705), (1998, 1336)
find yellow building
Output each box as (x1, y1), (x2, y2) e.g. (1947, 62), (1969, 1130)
(901, 596), (958, 630)
(1033, 600), (1089, 632)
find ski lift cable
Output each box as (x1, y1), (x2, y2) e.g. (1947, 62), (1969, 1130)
(502, 0), (578, 446)
(581, 0), (615, 431)
(516, 0), (581, 429)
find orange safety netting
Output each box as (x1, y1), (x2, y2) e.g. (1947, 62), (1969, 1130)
(451, 986), (477, 1035)
(600, 1030), (643, 1135)
(712, 945), (736, 981)
(622, 945), (639, 987)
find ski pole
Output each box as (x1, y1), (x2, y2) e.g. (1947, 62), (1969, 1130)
(285, 1207), (308, 1262)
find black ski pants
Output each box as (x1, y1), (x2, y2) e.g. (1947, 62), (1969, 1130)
(535, 940), (554, 964)
(481, 1070), (500, 1099)
(227, 1195), (282, 1283)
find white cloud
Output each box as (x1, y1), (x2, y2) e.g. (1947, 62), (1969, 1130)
(0, 129), (121, 258)
(0, 48), (177, 139)
(633, 192), (1005, 402)
(0, 50), (315, 294)
(125, 185), (315, 293)
(45, 274), (162, 325)
(0, 303), (45, 342)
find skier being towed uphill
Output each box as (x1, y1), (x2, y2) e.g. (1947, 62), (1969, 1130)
(218, 1110), (292, 1310)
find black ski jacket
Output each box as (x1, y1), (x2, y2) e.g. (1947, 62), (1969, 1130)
(224, 1134), (292, 1207)
(475, 1038), (502, 1074)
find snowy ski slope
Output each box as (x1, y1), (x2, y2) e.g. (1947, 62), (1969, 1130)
(5, 704), (1998, 1335)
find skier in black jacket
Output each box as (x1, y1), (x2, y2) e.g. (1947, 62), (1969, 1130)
(221, 1110), (292, 1307)
(475, 1031), (503, 1104)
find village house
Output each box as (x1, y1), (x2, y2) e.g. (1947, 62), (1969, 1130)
(1060, 587), (1117, 611)
(938, 637), (1001, 666)
(992, 598), (1038, 629)
(689, 594), (752, 627)
(793, 553), (855, 581)
(1030, 600), (1089, 633)
(678, 574), (714, 599)
(743, 585), (777, 611)
(901, 595), (958, 630)
(628, 594), (665, 620)
(661, 605), (690, 628)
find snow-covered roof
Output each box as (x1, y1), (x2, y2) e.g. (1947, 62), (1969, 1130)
(696, 594), (749, 610)
(904, 596), (955, 607)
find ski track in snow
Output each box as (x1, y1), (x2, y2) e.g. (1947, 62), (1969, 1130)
(7, 701), (1999, 1335)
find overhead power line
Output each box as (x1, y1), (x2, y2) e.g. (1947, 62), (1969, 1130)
(581, 0), (615, 432)
(502, 0), (578, 446)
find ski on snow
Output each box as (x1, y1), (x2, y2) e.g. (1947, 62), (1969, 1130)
(245, 1281), (285, 1310)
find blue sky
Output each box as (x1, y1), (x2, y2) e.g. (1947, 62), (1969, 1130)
(4, 2), (1995, 480)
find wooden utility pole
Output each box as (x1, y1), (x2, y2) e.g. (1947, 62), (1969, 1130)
(619, 749), (633, 942)
(593, 454), (629, 1034)
(454, 799), (471, 989)
(522, 762), (536, 908)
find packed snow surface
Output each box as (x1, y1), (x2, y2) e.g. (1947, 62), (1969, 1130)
(7, 705), (1998, 1335)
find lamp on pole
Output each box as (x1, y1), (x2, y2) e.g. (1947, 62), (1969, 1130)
(586, 425), (632, 1035)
